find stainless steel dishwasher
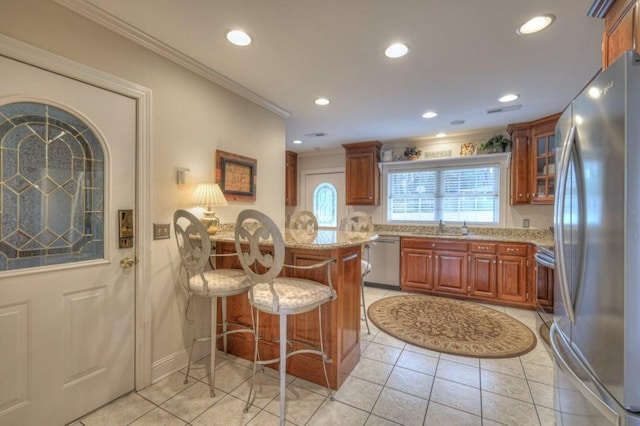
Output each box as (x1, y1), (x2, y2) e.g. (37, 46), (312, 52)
(364, 235), (400, 288)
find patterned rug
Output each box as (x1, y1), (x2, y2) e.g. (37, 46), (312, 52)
(367, 295), (537, 358)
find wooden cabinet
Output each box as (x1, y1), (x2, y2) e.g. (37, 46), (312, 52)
(497, 255), (528, 303)
(508, 113), (560, 205)
(401, 248), (434, 290)
(343, 141), (382, 205)
(601, 0), (640, 69)
(531, 118), (557, 204)
(285, 151), (297, 206)
(510, 128), (531, 204)
(434, 250), (468, 295)
(401, 237), (533, 308)
(468, 243), (497, 299)
(536, 262), (555, 310)
(401, 238), (468, 295)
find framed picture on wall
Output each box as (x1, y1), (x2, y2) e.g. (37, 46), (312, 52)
(215, 150), (257, 201)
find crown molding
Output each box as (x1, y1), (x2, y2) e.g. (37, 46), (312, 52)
(53, 0), (291, 119)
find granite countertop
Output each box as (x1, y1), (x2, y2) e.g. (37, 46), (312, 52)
(209, 229), (378, 250)
(374, 224), (554, 248)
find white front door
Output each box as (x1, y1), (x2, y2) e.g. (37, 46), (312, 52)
(0, 54), (136, 425)
(304, 171), (345, 229)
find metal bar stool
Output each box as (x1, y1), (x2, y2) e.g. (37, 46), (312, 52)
(339, 211), (374, 334)
(173, 209), (255, 397)
(234, 209), (336, 425)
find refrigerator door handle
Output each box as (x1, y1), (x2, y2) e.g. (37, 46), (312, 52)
(555, 125), (577, 323)
(550, 324), (620, 425)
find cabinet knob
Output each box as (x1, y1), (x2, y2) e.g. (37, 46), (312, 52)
(518, 193), (523, 197)
(431, 243), (436, 248)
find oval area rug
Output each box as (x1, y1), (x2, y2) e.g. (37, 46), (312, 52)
(367, 295), (537, 358)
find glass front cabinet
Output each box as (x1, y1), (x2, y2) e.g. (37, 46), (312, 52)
(507, 113), (560, 205)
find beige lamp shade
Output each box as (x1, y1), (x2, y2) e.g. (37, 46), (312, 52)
(191, 183), (228, 234)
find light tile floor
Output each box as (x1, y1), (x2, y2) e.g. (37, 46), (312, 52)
(72, 288), (558, 425)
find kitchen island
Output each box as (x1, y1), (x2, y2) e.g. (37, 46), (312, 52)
(210, 229), (377, 390)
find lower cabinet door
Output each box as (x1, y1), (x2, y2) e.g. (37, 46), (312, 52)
(497, 255), (528, 303)
(469, 254), (497, 298)
(401, 249), (434, 290)
(434, 251), (467, 294)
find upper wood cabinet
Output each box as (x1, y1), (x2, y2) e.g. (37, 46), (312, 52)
(531, 116), (558, 204)
(343, 141), (382, 205)
(509, 128), (531, 204)
(507, 113), (560, 205)
(285, 150), (297, 206)
(601, 0), (640, 69)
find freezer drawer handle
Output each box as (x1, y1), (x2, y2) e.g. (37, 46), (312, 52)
(550, 324), (620, 425)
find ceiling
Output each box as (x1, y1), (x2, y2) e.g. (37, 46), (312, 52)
(64, 0), (603, 153)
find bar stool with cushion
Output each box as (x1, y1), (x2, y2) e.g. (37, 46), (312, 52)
(339, 211), (374, 334)
(234, 209), (336, 425)
(173, 209), (255, 397)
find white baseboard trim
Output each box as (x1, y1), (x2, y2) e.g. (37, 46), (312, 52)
(150, 344), (209, 384)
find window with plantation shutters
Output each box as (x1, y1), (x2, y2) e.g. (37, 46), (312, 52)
(388, 165), (500, 224)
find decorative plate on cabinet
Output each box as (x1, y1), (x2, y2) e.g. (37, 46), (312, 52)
(460, 142), (478, 156)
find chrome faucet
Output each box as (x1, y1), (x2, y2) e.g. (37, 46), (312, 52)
(438, 220), (446, 234)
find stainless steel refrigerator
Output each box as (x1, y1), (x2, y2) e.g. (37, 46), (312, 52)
(553, 50), (640, 426)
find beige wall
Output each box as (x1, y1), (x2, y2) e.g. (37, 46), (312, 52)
(0, 0), (285, 381)
(297, 138), (554, 230)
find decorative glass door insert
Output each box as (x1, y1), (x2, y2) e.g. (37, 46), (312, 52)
(0, 101), (104, 270)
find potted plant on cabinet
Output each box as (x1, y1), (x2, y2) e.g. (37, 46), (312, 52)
(480, 135), (511, 153)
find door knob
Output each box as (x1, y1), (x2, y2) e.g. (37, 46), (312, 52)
(120, 257), (136, 269)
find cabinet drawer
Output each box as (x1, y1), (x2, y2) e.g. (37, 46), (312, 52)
(469, 242), (497, 254)
(498, 243), (527, 256)
(401, 237), (467, 252)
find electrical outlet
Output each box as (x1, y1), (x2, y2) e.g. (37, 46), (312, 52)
(153, 223), (171, 240)
(522, 218), (530, 228)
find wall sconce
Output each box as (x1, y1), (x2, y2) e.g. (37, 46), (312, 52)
(176, 167), (190, 185)
(191, 183), (228, 234)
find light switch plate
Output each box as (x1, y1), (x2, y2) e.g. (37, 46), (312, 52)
(153, 223), (171, 240)
(522, 218), (530, 228)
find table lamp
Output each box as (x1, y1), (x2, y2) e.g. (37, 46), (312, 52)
(191, 183), (228, 234)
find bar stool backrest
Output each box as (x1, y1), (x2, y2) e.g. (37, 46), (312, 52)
(234, 209), (285, 285)
(339, 211), (374, 232)
(174, 209), (211, 289)
(289, 210), (318, 232)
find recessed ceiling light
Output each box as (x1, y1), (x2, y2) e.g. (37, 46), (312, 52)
(385, 43), (409, 59)
(436, 133), (447, 138)
(226, 30), (252, 46)
(422, 111), (438, 119)
(314, 98), (330, 106)
(517, 14), (556, 35)
(292, 139), (302, 144)
(499, 93), (520, 103)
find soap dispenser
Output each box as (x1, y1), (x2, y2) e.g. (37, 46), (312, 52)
(461, 221), (468, 235)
